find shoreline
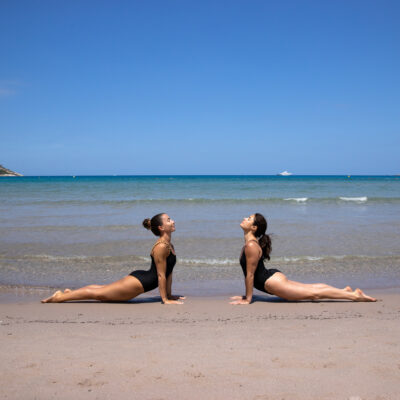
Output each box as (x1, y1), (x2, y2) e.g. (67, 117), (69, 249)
(1, 292), (399, 399)
(0, 174), (22, 177)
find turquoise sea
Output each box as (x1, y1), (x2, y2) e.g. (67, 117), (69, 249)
(1, 175), (400, 295)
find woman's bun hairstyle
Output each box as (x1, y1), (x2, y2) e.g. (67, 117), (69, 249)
(142, 218), (151, 230)
(143, 213), (165, 236)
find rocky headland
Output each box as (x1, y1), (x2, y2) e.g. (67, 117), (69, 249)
(0, 164), (23, 176)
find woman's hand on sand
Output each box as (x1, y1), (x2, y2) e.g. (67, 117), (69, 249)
(167, 295), (186, 300)
(230, 299), (251, 305)
(163, 299), (184, 305)
(230, 295), (245, 300)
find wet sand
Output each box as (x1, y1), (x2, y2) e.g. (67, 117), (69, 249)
(1, 289), (399, 400)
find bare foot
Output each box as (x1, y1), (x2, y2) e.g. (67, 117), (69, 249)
(354, 288), (377, 302)
(41, 290), (63, 303)
(344, 286), (353, 292)
(64, 289), (72, 293)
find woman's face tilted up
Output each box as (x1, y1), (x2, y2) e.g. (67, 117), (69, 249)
(159, 214), (175, 234)
(240, 215), (256, 233)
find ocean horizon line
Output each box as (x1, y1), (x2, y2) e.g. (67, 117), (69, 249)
(2, 174), (400, 178)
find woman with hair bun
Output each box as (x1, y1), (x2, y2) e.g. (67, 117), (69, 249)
(230, 213), (376, 304)
(42, 213), (184, 305)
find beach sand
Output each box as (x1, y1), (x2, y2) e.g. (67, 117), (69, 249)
(1, 289), (399, 400)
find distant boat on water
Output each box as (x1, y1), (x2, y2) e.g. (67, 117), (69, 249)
(277, 171), (293, 176)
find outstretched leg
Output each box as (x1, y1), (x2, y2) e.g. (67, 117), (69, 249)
(62, 285), (105, 294)
(41, 276), (144, 303)
(265, 273), (376, 302)
(291, 281), (353, 292)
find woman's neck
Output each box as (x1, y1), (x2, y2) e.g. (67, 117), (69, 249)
(244, 231), (257, 244)
(159, 232), (171, 243)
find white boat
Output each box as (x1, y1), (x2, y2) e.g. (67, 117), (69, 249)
(278, 171), (293, 176)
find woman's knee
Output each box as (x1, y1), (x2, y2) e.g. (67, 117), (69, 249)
(85, 288), (108, 301)
(308, 289), (321, 300)
(282, 288), (318, 301)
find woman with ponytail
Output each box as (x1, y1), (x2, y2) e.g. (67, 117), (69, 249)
(42, 213), (184, 305)
(230, 213), (376, 304)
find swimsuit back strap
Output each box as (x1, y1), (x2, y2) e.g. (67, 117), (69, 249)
(151, 240), (171, 256)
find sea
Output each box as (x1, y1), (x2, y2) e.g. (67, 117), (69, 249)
(1, 175), (400, 297)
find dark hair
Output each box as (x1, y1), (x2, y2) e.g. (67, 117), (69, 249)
(142, 213), (165, 236)
(253, 213), (272, 261)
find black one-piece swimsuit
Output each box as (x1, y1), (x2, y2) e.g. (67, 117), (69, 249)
(129, 252), (176, 292)
(240, 250), (280, 294)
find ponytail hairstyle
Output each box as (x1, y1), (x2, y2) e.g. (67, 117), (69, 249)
(142, 213), (165, 236)
(253, 213), (272, 261)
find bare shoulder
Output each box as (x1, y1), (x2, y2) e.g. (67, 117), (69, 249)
(152, 241), (170, 259)
(244, 241), (261, 256)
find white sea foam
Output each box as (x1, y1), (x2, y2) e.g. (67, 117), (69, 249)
(277, 256), (324, 263)
(284, 197), (308, 202)
(141, 255), (364, 267)
(339, 196), (368, 202)
(139, 256), (238, 266)
(178, 257), (237, 266)
(29, 254), (88, 262)
(145, 255), (351, 267)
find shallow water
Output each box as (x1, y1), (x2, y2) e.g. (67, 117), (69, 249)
(1, 175), (400, 293)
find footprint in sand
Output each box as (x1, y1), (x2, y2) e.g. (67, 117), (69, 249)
(23, 363), (37, 368)
(322, 362), (336, 368)
(77, 378), (107, 387)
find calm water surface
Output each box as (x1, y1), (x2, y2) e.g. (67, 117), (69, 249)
(1, 175), (400, 294)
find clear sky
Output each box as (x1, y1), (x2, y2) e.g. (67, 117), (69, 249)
(1, 0), (399, 175)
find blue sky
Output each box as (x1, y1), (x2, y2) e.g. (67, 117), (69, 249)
(1, 0), (399, 175)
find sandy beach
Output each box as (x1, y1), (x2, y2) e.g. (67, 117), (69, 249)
(3, 0), (400, 397)
(1, 289), (399, 400)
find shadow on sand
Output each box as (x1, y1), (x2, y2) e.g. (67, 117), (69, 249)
(251, 294), (359, 304)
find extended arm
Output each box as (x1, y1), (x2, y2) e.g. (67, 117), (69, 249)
(231, 242), (260, 305)
(166, 274), (172, 298)
(153, 245), (183, 305)
(166, 274), (186, 301)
